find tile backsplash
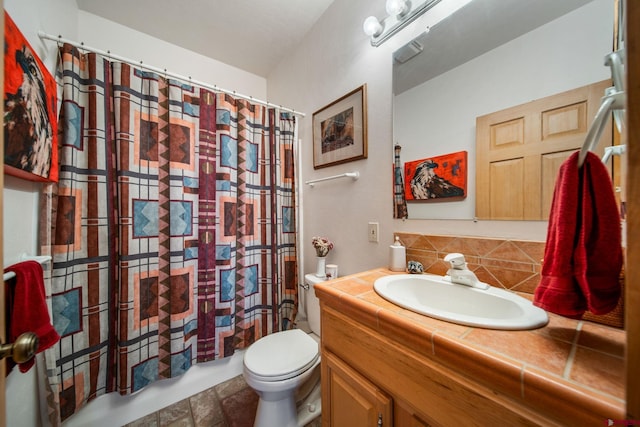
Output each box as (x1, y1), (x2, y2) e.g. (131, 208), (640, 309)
(395, 233), (624, 329)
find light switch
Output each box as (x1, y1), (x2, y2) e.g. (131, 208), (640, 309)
(368, 222), (379, 243)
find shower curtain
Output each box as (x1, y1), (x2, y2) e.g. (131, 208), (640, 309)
(38, 44), (298, 424)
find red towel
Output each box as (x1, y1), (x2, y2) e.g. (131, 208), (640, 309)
(534, 151), (622, 318)
(4, 260), (60, 373)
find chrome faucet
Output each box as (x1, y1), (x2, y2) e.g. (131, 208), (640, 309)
(443, 253), (489, 290)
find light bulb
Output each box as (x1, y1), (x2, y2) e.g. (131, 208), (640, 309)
(363, 16), (383, 37)
(386, 0), (409, 17)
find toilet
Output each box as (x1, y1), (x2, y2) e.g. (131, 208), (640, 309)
(243, 274), (324, 427)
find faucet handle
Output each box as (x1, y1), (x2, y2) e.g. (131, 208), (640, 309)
(444, 253), (466, 269)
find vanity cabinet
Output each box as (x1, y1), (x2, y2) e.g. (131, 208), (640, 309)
(317, 269), (624, 425)
(320, 304), (564, 426)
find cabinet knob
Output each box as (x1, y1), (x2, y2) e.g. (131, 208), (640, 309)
(377, 414), (383, 426)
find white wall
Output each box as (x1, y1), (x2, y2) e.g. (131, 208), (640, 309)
(268, 0), (614, 278)
(268, 0), (397, 277)
(76, 12), (267, 100)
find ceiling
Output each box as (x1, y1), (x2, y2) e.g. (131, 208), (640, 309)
(75, 0), (336, 77)
(76, 0), (596, 85)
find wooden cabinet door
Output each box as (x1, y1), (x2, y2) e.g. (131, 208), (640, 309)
(476, 79), (612, 220)
(323, 351), (393, 427)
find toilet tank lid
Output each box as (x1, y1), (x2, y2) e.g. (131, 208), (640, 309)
(304, 274), (326, 286)
(244, 329), (319, 378)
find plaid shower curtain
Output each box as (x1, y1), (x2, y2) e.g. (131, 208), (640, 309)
(39, 44), (298, 423)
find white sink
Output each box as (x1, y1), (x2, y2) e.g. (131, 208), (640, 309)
(374, 274), (548, 330)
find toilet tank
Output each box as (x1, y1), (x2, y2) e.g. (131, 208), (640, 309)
(304, 274), (324, 336)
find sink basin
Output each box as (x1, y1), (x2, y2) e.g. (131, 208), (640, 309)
(374, 274), (548, 330)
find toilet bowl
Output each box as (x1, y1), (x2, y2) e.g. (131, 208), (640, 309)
(243, 274), (324, 427)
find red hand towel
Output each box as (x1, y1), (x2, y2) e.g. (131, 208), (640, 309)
(574, 152), (623, 314)
(534, 151), (622, 318)
(4, 260), (60, 373)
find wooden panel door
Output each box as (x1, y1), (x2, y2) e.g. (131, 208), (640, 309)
(476, 79), (612, 220)
(323, 351), (393, 427)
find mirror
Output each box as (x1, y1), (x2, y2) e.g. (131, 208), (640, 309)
(392, 0), (614, 219)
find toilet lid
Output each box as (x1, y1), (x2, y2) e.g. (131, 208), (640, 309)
(244, 329), (319, 381)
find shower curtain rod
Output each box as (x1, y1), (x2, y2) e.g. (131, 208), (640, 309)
(38, 31), (306, 117)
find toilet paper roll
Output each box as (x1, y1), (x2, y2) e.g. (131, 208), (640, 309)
(326, 264), (338, 279)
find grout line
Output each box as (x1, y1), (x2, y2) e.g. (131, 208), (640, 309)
(459, 327), (473, 339)
(187, 394), (195, 426)
(563, 321), (583, 379)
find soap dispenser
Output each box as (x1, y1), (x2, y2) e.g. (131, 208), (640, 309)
(389, 236), (406, 272)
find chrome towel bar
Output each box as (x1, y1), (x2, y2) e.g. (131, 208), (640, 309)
(305, 171), (359, 187)
(3, 254), (52, 282)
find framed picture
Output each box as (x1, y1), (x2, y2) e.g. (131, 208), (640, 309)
(312, 84), (367, 169)
(4, 11), (58, 182)
(404, 151), (467, 201)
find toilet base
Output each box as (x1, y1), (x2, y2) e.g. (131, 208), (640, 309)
(254, 396), (298, 427)
(297, 380), (321, 426)
(253, 379), (321, 427)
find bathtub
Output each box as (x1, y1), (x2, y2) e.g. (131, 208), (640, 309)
(7, 350), (245, 427)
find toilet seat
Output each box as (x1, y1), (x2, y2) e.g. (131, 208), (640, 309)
(244, 329), (319, 382)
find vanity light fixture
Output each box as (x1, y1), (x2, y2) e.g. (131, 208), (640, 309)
(363, 16), (384, 37)
(364, 0), (442, 47)
(386, 0), (410, 17)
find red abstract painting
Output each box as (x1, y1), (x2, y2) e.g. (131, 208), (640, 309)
(404, 151), (467, 201)
(4, 11), (58, 182)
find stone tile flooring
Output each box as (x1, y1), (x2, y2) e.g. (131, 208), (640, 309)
(125, 375), (322, 427)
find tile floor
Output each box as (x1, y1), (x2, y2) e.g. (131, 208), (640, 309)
(125, 374), (322, 427)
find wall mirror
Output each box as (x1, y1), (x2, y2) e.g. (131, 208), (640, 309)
(392, 0), (614, 220)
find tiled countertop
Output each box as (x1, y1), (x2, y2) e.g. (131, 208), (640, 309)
(314, 268), (625, 423)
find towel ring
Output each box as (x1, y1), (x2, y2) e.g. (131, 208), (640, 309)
(578, 89), (625, 167)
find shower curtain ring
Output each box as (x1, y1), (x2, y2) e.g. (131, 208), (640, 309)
(56, 43), (63, 68)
